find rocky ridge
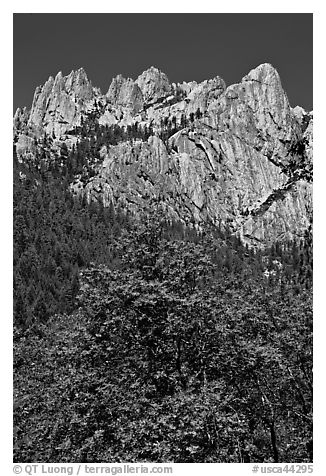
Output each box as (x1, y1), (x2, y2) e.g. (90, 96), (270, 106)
(14, 63), (313, 246)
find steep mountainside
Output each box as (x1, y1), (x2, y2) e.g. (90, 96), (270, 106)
(14, 63), (313, 463)
(13, 64), (313, 246)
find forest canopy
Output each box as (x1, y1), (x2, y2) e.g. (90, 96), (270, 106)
(13, 132), (312, 463)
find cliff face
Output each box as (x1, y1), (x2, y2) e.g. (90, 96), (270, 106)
(106, 75), (144, 114)
(135, 66), (172, 104)
(27, 68), (96, 137)
(14, 63), (313, 247)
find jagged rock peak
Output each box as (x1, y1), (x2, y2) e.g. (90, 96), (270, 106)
(27, 67), (95, 137)
(217, 62), (293, 136)
(135, 66), (172, 104)
(34, 68), (93, 101)
(65, 67), (92, 93)
(107, 74), (143, 113)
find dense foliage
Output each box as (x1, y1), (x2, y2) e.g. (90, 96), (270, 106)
(13, 200), (312, 462)
(13, 127), (312, 462)
(14, 142), (129, 327)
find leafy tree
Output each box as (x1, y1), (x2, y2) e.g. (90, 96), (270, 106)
(14, 209), (312, 462)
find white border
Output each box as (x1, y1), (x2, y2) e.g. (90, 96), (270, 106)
(2, 3), (324, 474)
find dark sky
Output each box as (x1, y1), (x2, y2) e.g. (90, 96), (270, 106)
(13, 13), (313, 111)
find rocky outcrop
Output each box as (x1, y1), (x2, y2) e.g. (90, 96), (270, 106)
(73, 119), (311, 245)
(26, 68), (96, 137)
(14, 63), (313, 247)
(206, 64), (301, 166)
(135, 66), (172, 105)
(107, 75), (143, 114)
(185, 76), (226, 113)
(139, 75), (226, 129)
(13, 107), (29, 134)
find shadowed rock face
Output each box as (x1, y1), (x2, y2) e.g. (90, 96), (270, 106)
(14, 63), (313, 247)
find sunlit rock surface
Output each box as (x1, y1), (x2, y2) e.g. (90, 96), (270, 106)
(14, 63), (313, 246)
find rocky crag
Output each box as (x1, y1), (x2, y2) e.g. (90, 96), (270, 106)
(14, 64), (313, 246)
